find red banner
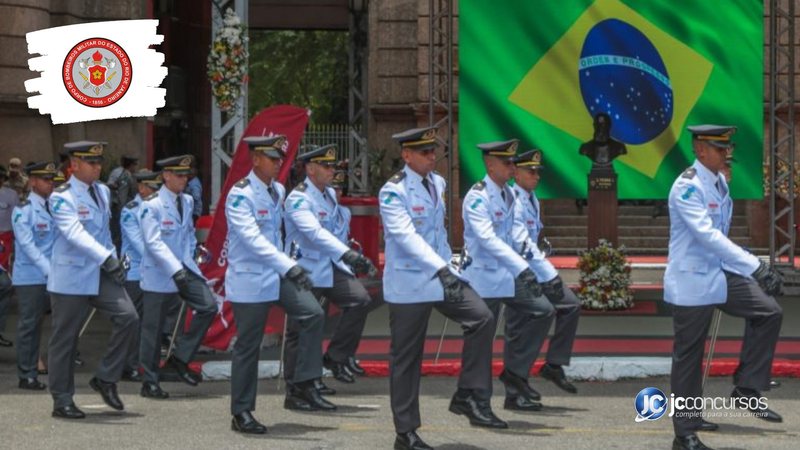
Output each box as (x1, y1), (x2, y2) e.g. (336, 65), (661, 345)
(198, 104), (310, 351)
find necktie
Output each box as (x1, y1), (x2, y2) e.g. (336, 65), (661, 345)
(421, 178), (435, 202)
(45, 200), (51, 215)
(268, 185), (278, 203)
(715, 180), (723, 196)
(176, 195), (183, 223)
(88, 185), (99, 206)
(530, 196), (538, 218)
(323, 190), (335, 208)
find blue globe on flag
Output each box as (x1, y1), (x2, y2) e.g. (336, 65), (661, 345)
(578, 19), (673, 145)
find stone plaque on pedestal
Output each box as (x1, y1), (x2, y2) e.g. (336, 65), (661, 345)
(587, 167), (618, 248)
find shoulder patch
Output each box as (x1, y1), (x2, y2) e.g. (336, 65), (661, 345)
(55, 183), (70, 193)
(681, 185), (697, 201)
(293, 182), (307, 193)
(471, 181), (486, 191)
(144, 192), (159, 201)
(388, 171), (406, 184)
(235, 177), (250, 188)
(681, 168), (697, 179)
(124, 200), (139, 209)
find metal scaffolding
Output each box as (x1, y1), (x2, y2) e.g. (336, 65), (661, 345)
(210, 0), (248, 211)
(768, 0), (796, 267)
(347, 0), (370, 195)
(428, 0), (456, 233)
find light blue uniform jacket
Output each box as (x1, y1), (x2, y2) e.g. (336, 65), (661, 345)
(120, 194), (144, 281)
(461, 175), (529, 299)
(225, 171), (296, 303)
(47, 177), (114, 295)
(379, 166), (453, 304)
(663, 160), (759, 306)
(511, 184), (559, 282)
(140, 186), (202, 293)
(12, 191), (55, 286)
(284, 178), (352, 288)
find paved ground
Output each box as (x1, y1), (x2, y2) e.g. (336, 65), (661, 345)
(0, 291), (796, 449)
(1, 369), (797, 449)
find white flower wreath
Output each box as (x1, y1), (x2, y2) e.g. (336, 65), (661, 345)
(576, 239), (634, 311)
(207, 8), (249, 112)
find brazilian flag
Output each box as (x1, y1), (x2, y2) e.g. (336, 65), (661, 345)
(460, 0), (763, 199)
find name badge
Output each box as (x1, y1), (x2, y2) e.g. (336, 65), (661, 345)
(35, 222), (51, 232)
(77, 205), (93, 221)
(256, 209), (269, 220)
(161, 220), (176, 232)
(411, 205), (426, 217)
(708, 203), (719, 209)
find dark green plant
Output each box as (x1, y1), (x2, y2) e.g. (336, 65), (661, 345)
(248, 30), (348, 123)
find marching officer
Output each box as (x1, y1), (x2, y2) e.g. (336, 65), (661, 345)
(461, 139), (552, 412)
(12, 161), (58, 390)
(0, 263), (10, 348)
(0, 165), (19, 347)
(284, 144), (379, 386)
(118, 169), (162, 382)
(225, 135), (331, 434)
(331, 170), (351, 242)
(510, 150), (581, 396)
(47, 141), (138, 418)
(138, 155), (217, 399)
(381, 127), (503, 450)
(107, 155), (139, 250)
(666, 125), (783, 450)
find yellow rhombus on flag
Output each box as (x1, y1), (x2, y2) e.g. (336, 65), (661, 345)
(508, 0), (713, 178)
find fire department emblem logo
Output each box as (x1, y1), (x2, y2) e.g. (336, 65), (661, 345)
(62, 37), (132, 108)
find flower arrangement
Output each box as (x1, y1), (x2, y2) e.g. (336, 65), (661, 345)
(207, 8), (249, 112)
(576, 239), (634, 311)
(763, 160), (800, 199)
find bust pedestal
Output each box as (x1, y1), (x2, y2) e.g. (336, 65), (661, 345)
(587, 166), (618, 248)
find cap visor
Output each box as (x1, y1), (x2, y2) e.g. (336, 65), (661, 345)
(165, 168), (192, 175)
(404, 143), (438, 151)
(707, 141), (732, 150)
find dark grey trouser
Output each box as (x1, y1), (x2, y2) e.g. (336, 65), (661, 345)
(0, 271), (12, 333)
(139, 292), (176, 384)
(48, 274), (139, 408)
(503, 283), (580, 367)
(389, 286), (495, 434)
(162, 294), (182, 340)
(139, 269), (216, 384)
(230, 288), (324, 416)
(298, 266), (382, 363)
(124, 280), (144, 370)
(171, 268), (217, 365)
(671, 272), (783, 437)
(16, 284), (49, 379)
(485, 278), (555, 388)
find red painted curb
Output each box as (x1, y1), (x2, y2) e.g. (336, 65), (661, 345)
(357, 358), (800, 378)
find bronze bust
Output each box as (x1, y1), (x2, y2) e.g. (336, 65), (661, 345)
(579, 113), (627, 168)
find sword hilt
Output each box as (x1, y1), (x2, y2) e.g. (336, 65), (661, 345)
(289, 240), (302, 261)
